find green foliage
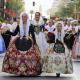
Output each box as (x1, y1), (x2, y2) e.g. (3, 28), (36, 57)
(55, 0), (80, 17)
(0, 17), (4, 22)
(6, 0), (24, 14)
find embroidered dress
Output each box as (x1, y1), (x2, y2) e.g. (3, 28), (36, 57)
(2, 13), (42, 76)
(2, 37), (42, 76)
(42, 23), (73, 74)
(32, 18), (48, 57)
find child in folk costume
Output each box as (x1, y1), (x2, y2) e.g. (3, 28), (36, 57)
(2, 12), (42, 76)
(31, 12), (48, 57)
(42, 22), (73, 77)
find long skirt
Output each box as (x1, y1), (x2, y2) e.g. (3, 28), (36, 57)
(42, 44), (73, 74)
(35, 32), (48, 57)
(72, 36), (80, 58)
(2, 36), (42, 76)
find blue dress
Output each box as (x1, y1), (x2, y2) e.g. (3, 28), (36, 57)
(0, 35), (6, 54)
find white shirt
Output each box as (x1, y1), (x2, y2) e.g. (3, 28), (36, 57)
(12, 22), (17, 32)
(45, 25), (55, 33)
(2, 23), (13, 32)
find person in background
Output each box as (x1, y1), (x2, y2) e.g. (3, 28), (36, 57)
(45, 19), (55, 44)
(43, 18), (48, 26)
(1, 19), (13, 49)
(72, 20), (80, 58)
(12, 17), (20, 32)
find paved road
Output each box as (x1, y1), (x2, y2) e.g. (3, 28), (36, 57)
(0, 56), (80, 80)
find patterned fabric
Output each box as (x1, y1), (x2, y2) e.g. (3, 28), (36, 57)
(54, 40), (65, 53)
(34, 26), (42, 35)
(42, 44), (73, 74)
(72, 35), (80, 58)
(2, 37), (42, 76)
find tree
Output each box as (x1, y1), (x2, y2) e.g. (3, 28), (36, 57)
(55, 0), (76, 17)
(6, 0), (24, 15)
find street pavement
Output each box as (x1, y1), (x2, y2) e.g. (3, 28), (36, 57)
(0, 56), (80, 80)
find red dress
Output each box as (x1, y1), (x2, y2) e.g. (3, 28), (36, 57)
(2, 36), (42, 76)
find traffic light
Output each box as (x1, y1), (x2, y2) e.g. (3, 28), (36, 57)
(33, 1), (35, 6)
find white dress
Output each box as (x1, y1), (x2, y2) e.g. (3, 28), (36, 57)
(32, 19), (48, 57)
(34, 27), (48, 57)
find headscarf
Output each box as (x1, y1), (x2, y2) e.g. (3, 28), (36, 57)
(32, 16), (44, 26)
(19, 12), (30, 37)
(54, 21), (65, 43)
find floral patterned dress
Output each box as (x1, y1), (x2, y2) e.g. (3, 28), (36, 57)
(2, 36), (42, 76)
(42, 39), (73, 74)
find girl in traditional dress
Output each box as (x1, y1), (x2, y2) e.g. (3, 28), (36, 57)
(2, 12), (42, 76)
(42, 22), (73, 77)
(31, 12), (48, 57)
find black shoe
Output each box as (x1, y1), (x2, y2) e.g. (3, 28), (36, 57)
(56, 73), (60, 77)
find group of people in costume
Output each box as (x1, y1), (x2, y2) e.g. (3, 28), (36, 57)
(0, 12), (80, 77)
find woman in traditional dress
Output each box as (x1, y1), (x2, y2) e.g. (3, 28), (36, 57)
(63, 21), (72, 32)
(31, 12), (48, 57)
(72, 20), (80, 58)
(2, 12), (42, 76)
(42, 22), (73, 77)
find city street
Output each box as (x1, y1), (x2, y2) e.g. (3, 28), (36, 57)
(0, 56), (80, 80)
(0, 0), (80, 80)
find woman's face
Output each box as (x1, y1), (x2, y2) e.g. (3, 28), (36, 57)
(48, 19), (53, 27)
(22, 14), (28, 23)
(57, 23), (62, 31)
(35, 12), (40, 21)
